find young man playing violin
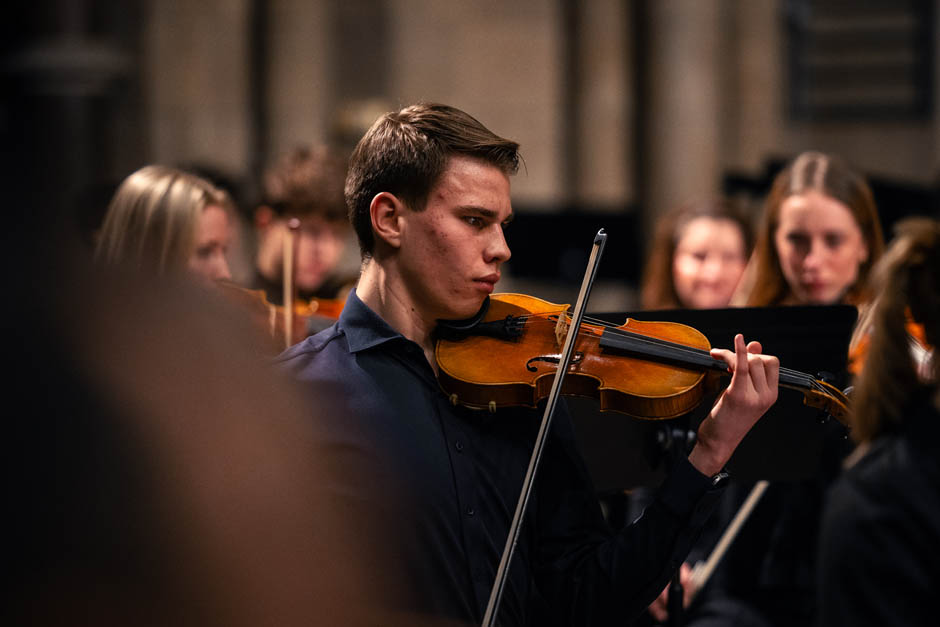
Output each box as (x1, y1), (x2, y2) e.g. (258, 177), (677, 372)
(276, 102), (779, 626)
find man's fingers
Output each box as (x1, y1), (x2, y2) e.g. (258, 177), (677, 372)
(710, 334), (747, 374)
(710, 347), (733, 369)
(721, 334), (749, 391)
(747, 352), (770, 397)
(764, 354), (780, 393)
(734, 334), (748, 376)
(710, 336), (780, 409)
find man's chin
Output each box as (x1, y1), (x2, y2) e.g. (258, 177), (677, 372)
(437, 296), (488, 323)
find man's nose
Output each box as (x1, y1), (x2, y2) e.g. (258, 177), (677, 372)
(486, 226), (511, 264)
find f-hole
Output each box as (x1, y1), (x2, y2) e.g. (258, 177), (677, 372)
(526, 351), (583, 372)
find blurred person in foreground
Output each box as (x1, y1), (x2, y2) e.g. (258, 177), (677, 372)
(9, 237), (436, 626)
(641, 197), (752, 310)
(817, 217), (939, 627)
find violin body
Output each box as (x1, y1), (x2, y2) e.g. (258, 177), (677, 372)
(436, 293), (716, 419)
(309, 297), (345, 320)
(437, 293), (850, 423)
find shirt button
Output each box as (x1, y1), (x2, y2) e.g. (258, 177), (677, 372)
(455, 440), (464, 452)
(466, 506), (475, 517)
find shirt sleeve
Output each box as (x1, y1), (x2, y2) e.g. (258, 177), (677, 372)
(532, 401), (724, 626)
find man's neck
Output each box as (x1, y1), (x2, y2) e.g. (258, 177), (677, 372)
(356, 259), (439, 373)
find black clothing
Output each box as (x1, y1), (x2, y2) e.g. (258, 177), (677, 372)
(276, 290), (726, 626)
(625, 415), (851, 627)
(817, 397), (940, 627)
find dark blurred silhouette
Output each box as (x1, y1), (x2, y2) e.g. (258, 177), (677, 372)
(7, 230), (447, 626)
(818, 217), (940, 627)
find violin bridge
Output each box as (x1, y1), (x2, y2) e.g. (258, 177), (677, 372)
(554, 313), (569, 348)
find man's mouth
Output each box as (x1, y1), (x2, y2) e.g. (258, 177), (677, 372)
(474, 273), (500, 292)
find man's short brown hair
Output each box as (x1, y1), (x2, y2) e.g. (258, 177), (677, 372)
(344, 103), (520, 258)
(262, 145), (348, 222)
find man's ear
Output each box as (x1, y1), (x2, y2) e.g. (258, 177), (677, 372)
(370, 192), (404, 249)
(254, 205), (275, 230)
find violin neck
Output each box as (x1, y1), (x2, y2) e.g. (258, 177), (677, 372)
(597, 327), (815, 392)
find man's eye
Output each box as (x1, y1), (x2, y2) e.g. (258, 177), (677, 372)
(465, 216), (483, 227)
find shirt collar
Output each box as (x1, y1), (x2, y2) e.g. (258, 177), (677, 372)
(339, 288), (408, 353)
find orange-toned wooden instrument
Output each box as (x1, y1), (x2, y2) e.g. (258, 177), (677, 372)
(216, 281), (341, 351)
(436, 293), (849, 422)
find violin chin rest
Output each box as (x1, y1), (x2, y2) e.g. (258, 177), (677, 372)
(434, 296), (491, 339)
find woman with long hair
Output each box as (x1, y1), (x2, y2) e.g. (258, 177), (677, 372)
(650, 152), (887, 627)
(641, 197), (752, 310)
(740, 151), (884, 307)
(818, 217), (939, 626)
(95, 165), (235, 283)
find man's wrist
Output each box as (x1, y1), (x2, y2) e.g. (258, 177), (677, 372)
(687, 440), (729, 478)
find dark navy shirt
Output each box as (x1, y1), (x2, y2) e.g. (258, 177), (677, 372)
(276, 290), (724, 626)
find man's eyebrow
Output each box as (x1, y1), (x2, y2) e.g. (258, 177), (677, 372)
(460, 206), (501, 219)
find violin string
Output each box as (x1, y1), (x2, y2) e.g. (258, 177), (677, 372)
(600, 323), (817, 380)
(511, 312), (817, 382)
(508, 311), (824, 392)
(580, 314), (821, 389)
(598, 325), (824, 392)
(506, 311), (826, 393)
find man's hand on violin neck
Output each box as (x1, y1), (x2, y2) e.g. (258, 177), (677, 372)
(688, 334), (780, 477)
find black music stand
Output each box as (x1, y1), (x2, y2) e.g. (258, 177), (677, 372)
(568, 304), (858, 491)
(566, 305), (857, 626)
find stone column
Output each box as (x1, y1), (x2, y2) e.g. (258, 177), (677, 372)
(145, 0), (252, 176)
(265, 0), (336, 160)
(642, 0), (723, 249)
(573, 0), (632, 207)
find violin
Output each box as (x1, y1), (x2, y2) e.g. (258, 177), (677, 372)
(216, 280), (341, 350)
(435, 293), (849, 422)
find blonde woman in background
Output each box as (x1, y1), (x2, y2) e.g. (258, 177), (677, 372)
(95, 165), (235, 283)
